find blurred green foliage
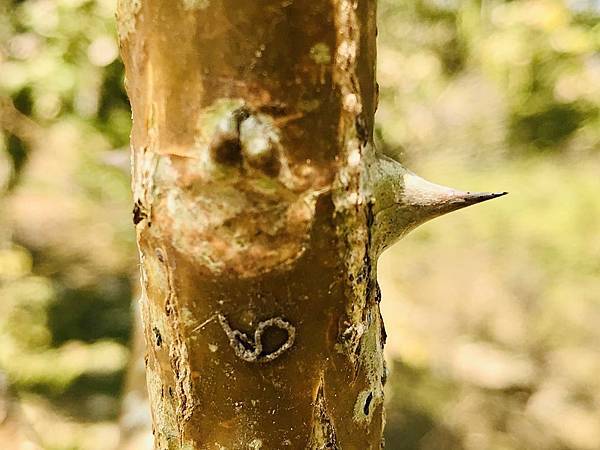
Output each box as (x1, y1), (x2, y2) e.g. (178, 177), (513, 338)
(377, 0), (600, 158)
(0, 0), (599, 449)
(0, 0), (130, 145)
(0, 0), (135, 436)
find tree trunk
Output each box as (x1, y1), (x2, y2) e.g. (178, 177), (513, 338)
(116, 1), (504, 448)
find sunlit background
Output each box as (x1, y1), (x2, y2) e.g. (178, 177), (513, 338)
(0, 0), (599, 449)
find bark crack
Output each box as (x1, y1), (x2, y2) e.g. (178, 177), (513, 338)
(307, 377), (339, 450)
(162, 251), (196, 437)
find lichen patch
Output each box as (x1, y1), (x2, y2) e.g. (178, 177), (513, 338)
(310, 43), (332, 65)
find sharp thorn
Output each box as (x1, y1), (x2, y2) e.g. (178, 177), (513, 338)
(369, 154), (508, 253)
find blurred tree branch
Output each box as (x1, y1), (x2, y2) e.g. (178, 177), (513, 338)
(0, 97), (43, 149)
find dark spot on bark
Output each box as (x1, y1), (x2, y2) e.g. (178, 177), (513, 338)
(366, 201), (375, 228)
(363, 392), (373, 416)
(232, 106), (251, 123)
(356, 270), (365, 283)
(259, 324), (290, 356)
(132, 199), (147, 225)
(251, 153), (281, 177)
(379, 305), (387, 347)
(153, 326), (162, 347)
(210, 133), (242, 165)
(209, 106), (251, 165)
(374, 283), (382, 304)
(155, 248), (165, 263)
(168, 386), (174, 397)
(356, 116), (368, 143)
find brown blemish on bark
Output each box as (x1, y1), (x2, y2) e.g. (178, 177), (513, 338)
(152, 326), (162, 347)
(132, 199), (148, 225)
(142, 97), (325, 278)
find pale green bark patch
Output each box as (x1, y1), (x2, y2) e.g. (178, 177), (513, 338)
(310, 43), (332, 65)
(182, 0), (210, 10)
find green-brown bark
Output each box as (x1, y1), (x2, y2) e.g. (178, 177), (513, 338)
(117, 1), (504, 448)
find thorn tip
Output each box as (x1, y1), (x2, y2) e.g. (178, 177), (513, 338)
(463, 191), (508, 205)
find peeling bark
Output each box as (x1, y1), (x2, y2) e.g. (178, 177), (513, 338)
(308, 376), (339, 449)
(117, 1), (504, 448)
